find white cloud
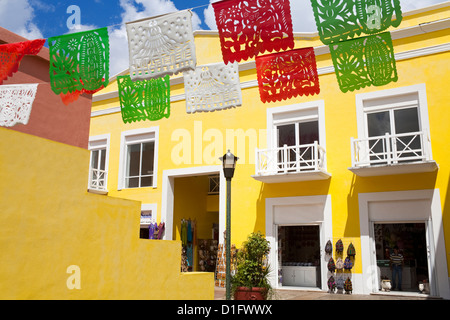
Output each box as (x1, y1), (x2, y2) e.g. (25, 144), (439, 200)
(203, 3), (217, 30)
(0, 0), (43, 39)
(399, 0), (446, 11)
(108, 26), (130, 76)
(289, 1), (317, 32)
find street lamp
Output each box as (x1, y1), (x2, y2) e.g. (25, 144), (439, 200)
(219, 150), (238, 300)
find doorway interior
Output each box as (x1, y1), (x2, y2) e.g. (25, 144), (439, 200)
(374, 222), (429, 292)
(174, 174), (220, 272)
(278, 225), (322, 289)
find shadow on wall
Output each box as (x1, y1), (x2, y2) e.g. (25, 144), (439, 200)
(345, 171), (438, 238)
(443, 173), (450, 279)
(255, 178), (332, 232)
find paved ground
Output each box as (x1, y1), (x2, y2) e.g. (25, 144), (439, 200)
(214, 287), (439, 300)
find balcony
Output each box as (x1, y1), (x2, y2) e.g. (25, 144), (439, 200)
(349, 131), (438, 177)
(88, 168), (108, 194)
(252, 142), (331, 183)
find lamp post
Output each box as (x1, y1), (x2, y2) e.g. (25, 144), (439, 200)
(219, 150), (238, 300)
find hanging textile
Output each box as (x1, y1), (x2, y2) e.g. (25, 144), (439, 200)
(126, 10), (197, 80)
(148, 222), (157, 240)
(329, 32), (398, 93)
(0, 83), (38, 127)
(184, 62), (242, 113)
(256, 48), (320, 103)
(187, 220), (192, 243)
(310, 0), (402, 45)
(155, 222), (165, 240)
(117, 74), (170, 123)
(0, 39), (46, 85)
(212, 0), (295, 64)
(48, 27), (110, 105)
(181, 219), (188, 246)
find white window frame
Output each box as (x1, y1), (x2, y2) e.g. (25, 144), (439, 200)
(265, 195), (333, 291)
(355, 83), (433, 161)
(208, 174), (220, 195)
(140, 203), (158, 225)
(88, 134), (110, 193)
(266, 100), (327, 170)
(118, 127), (159, 190)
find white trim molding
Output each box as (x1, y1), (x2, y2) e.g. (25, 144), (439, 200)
(350, 83), (438, 176)
(252, 100), (330, 183)
(265, 195), (333, 291)
(358, 189), (450, 299)
(140, 203), (158, 225)
(88, 134), (111, 194)
(160, 166), (225, 241)
(118, 127), (159, 190)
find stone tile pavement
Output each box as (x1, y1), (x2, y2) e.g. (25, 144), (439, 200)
(214, 287), (440, 300)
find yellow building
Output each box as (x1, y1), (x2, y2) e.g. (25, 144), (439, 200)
(90, 3), (450, 298)
(0, 27), (213, 300)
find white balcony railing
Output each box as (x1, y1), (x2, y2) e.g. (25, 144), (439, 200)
(351, 131), (431, 168)
(88, 168), (108, 192)
(255, 141), (327, 176)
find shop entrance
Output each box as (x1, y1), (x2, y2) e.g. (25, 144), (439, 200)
(174, 174), (220, 272)
(278, 225), (321, 288)
(374, 222), (430, 293)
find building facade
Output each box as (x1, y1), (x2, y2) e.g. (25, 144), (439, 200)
(0, 27), (213, 300)
(89, 3), (450, 298)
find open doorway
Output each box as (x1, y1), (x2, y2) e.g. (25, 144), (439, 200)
(278, 225), (321, 288)
(374, 222), (429, 292)
(173, 174), (220, 272)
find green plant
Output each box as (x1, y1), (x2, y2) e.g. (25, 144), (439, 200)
(231, 232), (272, 299)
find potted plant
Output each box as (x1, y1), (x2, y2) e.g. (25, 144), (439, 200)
(231, 231), (272, 300)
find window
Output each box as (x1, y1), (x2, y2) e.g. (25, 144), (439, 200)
(88, 135), (109, 192)
(366, 107), (422, 163)
(268, 101), (326, 173)
(208, 175), (220, 194)
(126, 141), (155, 188)
(352, 84), (433, 168)
(119, 127), (159, 189)
(277, 120), (319, 170)
(139, 203), (158, 239)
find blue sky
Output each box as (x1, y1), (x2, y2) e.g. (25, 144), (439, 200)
(0, 0), (447, 75)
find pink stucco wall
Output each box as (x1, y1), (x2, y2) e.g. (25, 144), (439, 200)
(1, 27), (92, 149)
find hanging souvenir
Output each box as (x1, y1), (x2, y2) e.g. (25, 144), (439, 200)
(0, 83), (38, 127)
(117, 74), (170, 123)
(213, 0), (294, 64)
(310, 0), (403, 45)
(49, 28), (109, 105)
(184, 62), (242, 113)
(126, 10), (197, 80)
(256, 47), (320, 103)
(0, 39), (46, 84)
(329, 32), (398, 93)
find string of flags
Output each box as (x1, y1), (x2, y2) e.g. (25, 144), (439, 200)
(48, 27), (110, 105)
(0, 0), (403, 127)
(117, 74), (171, 123)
